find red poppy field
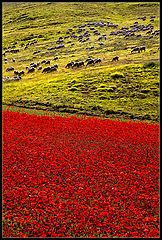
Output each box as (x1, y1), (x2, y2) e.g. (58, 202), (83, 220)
(2, 108), (160, 238)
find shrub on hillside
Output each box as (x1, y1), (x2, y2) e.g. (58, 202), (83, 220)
(110, 72), (124, 79)
(143, 61), (159, 68)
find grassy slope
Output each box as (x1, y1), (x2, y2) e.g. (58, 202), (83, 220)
(2, 2), (160, 121)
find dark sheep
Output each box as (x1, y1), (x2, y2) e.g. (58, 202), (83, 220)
(38, 66), (42, 70)
(65, 61), (74, 68)
(42, 66), (51, 73)
(98, 36), (103, 41)
(6, 67), (14, 72)
(52, 64), (58, 69)
(27, 67), (35, 73)
(30, 63), (37, 68)
(41, 60), (46, 64)
(78, 61), (84, 67)
(131, 47), (140, 54)
(86, 59), (94, 66)
(12, 58), (16, 62)
(85, 57), (92, 62)
(94, 58), (101, 63)
(139, 46), (146, 52)
(18, 70), (25, 76)
(112, 56), (119, 61)
(146, 30), (152, 34)
(50, 67), (57, 72)
(14, 70), (19, 75)
(72, 62), (79, 68)
(53, 57), (58, 60)
(45, 60), (50, 65)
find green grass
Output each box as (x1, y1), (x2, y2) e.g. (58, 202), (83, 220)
(2, 2), (160, 122)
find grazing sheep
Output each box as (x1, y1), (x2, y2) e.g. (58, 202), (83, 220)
(27, 67), (35, 73)
(86, 59), (94, 66)
(65, 61), (74, 68)
(6, 67), (14, 72)
(53, 64), (58, 69)
(112, 56), (119, 61)
(14, 70), (19, 75)
(18, 70), (25, 76)
(50, 66), (57, 72)
(139, 46), (146, 52)
(85, 57), (92, 62)
(41, 60), (46, 64)
(89, 46), (94, 50)
(72, 62), (79, 68)
(94, 58), (101, 64)
(42, 66), (51, 73)
(30, 63), (37, 68)
(53, 57), (58, 60)
(38, 66), (42, 70)
(131, 47), (140, 54)
(78, 61), (84, 67)
(98, 36), (103, 41)
(45, 60), (50, 65)
(12, 58), (16, 62)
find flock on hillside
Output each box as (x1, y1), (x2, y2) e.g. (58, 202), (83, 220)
(3, 15), (160, 82)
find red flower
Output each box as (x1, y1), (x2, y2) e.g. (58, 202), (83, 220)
(3, 109), (160, 237)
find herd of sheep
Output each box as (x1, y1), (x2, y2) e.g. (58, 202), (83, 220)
(3, 15), (159, 81)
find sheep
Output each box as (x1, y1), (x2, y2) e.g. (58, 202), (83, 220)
(98, 36), (103, 41)
(12, 58), (16, 62)
(37, 61), (41, 66)
(139, 46), (146, 52)
(65, 61), (74, 68)
(53, 57), (58, 60)
(6, 67), (14, 72)
(131, 47), (140, 54)
(38, 66), (42, 70)
(78, 61), (84, 67)
(52, 64), (58, 69)
(50, 66), (57, 72)
(45, 60), (50, 65)
(112, 56), (119, 61)
(94, 58), (101, 64)
(85, 57), (92, 62)
(41, 60), (46, 64)
(72, 62), (79, 68)
(42, 66), (51, 73)
(30, 63), (37, 68)
(86, 59), (94, 66)
(14, 70), (19, 75)
(27, 67), (35, 73)
(18, 70), (25, 76)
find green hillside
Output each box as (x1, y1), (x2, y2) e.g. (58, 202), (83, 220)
(2, 2), (160, 121)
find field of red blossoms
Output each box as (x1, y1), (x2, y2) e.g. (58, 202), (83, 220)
(3, 108), (160, 238)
